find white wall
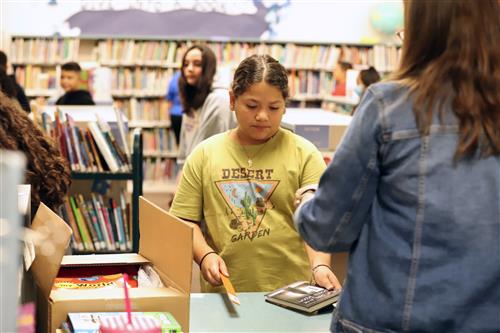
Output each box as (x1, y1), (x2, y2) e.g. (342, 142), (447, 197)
(1, 0), (402, 45)
(268, 0), (396, 44)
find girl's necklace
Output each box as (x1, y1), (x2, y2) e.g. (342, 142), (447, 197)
(234, 129), (272, 168)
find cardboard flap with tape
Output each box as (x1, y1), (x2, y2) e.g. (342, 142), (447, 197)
(30, 202), (72, 298)
(139, 197), (193, 294)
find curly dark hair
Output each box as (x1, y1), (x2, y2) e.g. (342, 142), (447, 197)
(0, 91), (71, 217)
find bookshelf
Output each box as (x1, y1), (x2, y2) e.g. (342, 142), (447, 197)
(34, 105), (143, 254)
(10, 35), (400, 194)
(70, 128), (143, 253)
(9, 35), (401, 101)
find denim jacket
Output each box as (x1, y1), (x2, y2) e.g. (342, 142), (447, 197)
(295, 82), (500, 333)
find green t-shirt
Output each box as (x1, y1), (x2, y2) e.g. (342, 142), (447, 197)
(170, 128), (326, 292)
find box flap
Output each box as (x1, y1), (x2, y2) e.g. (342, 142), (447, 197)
(60, 253), (149, 267)
(30, 202), (72, 298)
(139, 197), (193, 294)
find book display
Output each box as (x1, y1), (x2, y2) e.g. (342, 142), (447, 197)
(34, 105), (143, 253)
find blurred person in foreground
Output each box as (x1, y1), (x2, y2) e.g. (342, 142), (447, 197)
(295, 1), (500, 332)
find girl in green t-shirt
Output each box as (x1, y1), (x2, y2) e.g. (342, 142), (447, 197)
(171, 54), (341, 292)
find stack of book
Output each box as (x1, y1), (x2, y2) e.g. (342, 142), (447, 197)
(143, 158), (179, 183)
(59, 192), (132, 252)
(38, 108), (130, 173)
(142, 128), (178, 156)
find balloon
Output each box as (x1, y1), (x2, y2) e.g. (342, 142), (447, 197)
(360, 35), (380, 44)
(370, 2), (403, 35)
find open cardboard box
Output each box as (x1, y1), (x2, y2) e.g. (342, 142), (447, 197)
(30, 197), (193, 333)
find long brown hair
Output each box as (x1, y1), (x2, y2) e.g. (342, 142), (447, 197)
(0, 92), (71, 216)
(393, 0), (500, 159)
(178, 44), (217, 114)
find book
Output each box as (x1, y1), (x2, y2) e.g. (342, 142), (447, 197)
(85, 129), (104, 172)
(75, 194), (101, 251)
(110, 198), (126, 251)
(113, 106), (130, 158)
(119, 192), (131, 249)
(52, 273), (137, 290)
(265, 281), (340, 313)
(69, 196), (94, 252)
(66, 114), (84, 171)
(61, 198), (84, 251)
(100, 195), (119, 249)
(96, 114), (129, 171)
(65, 312), (181, 333)
(90, 193), (113, 251)
(87, 121), (120, 172)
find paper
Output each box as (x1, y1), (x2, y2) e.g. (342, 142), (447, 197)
(220, 274), (240, 305)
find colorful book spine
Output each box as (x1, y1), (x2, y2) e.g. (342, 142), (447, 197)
(119, 192), (131, 249)
(109, 199), (125, 251)
(62, 198), (84, 251)
(69, 196), (94, 252)
(85, 129), (104, 172)
(77, 127), (94, 171)
(66, 114), (84, 171)
(62, 120), (77, 171)
(98, 194), (119, 249)
(91, 193), (113, 251)
(85, 198), (106, 250)
(76, 195), (101, 251)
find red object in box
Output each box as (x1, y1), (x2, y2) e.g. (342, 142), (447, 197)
(53, 273), (138, 290)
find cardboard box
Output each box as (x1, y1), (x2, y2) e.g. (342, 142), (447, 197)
(31, 197), (193, 333)
(281, 108), (352, 151)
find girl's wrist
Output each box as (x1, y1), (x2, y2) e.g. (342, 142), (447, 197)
(198, 251), (217, 268)
(312, 264), (333, 273)
(297, 184), (317, 197)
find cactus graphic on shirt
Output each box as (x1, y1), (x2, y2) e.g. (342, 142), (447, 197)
(216, 179), (279, 240)
(241, 192), (258, 226)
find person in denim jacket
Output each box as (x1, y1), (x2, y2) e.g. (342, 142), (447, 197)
(294, 1), (500, 332)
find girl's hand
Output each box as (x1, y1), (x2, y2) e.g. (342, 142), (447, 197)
(312, 265), (342, 291)
(294, 184), (318, 208)
(200, 252), (229, 286)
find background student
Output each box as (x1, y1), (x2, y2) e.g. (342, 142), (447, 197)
(0, 50), (31, 112)
(295, 1), (499, 332)
(0, 91), (71, 217)
(176, 44), (234, 165)
(55, 61), (95, 105)
(166, 70), (183, 145)
(352, 66), (381, 115)
(170, 54), (341, 293)
(331, 61), (353, 96)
